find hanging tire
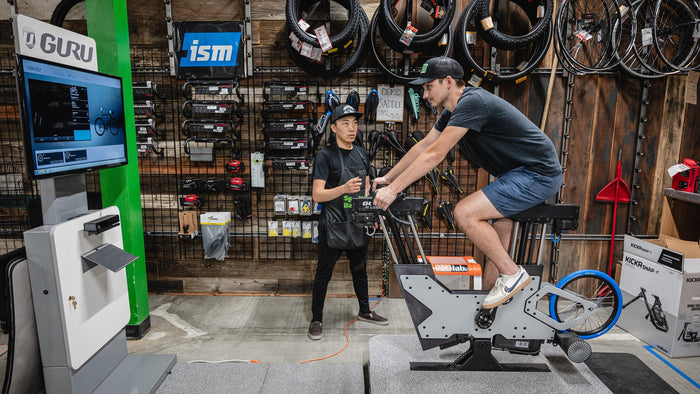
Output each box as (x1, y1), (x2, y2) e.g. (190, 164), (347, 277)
(475, 0), (553, 50)
(285, 0), (361, 53)
(376, 0), (456, 53)
(50, 0), (84, 26)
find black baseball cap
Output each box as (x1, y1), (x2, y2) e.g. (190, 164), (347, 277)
(410, 56), (464, 85)
(331, 104), (363, 123)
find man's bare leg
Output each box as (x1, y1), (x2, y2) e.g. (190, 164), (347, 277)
(453, 191), (518, 289)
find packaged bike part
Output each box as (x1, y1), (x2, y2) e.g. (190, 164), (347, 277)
(227, 177), (248, 192)
(251, 152), (265, 188)
(135, 118), (156, 135)
(287, 195), (300, 215)
(200, 212), (231, 261)
(282, 221), (293, 237)
(302, 221), (313, 239)
(178, 211), (199, 239)
(180, 194), (203, 208)
(268, 220), (280, 236)
(313, 201), (322, 214)
(234, 195), (252, 219)
(264, 118), (312, 133)
(274, 195), (287, 215)
(312, 221), (319, 243)
(203, 178), (223, 192)
(292, 221), (302, 238)
(299, 196), (313, 216)
(225, 159), (245, 173)
(180, 178), (203, 193)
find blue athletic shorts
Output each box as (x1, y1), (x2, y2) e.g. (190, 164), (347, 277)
(482, 166), (563, 218)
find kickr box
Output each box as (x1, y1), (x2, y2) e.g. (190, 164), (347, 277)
(617, 235), (700, 357)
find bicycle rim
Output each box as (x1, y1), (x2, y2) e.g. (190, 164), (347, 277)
(549, 270), (622, 339)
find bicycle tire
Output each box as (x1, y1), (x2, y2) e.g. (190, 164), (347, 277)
(370, 7), (454, 84)
(476, 0), (554, 50)
(630, 0), (683, 76)
(285, 0), (360, 53)
(554, 0), (623, 74)
(454, 0), (551, 85)
(549, 269), (622, 340)
(377, 0), (456, 53)
(50, 0), (84, 26)
(285, 3), (370, 78)
(652, 0), (699, 71)
(94, 118), (105, 136)
(108, 118), (119, 136)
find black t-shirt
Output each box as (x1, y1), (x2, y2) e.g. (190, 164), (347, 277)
(312, 144), (370, 191)
(434, 86), (562, 177)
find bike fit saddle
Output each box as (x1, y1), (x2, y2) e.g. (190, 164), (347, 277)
(365, 89), (379, 123)
(420, 199), (433, 230)
(346, 90), (361, 110)
(437, 201), (456, 231)
(368, 130), (381, 161)
(441, 165), (464, 194)
(425, 167), (440, 195)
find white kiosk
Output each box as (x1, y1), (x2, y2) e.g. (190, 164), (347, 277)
(15, 15), (175, 393)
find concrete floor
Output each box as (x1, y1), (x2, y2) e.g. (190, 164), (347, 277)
(127, 294), (700, 393)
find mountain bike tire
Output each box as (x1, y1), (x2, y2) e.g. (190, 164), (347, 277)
(454, 0), (551, 85)
(475, 0), (554, 50)
(549, 269), (622, 340)
(50, 0), (84, 26)
(377, 0), (456, 53)
(284, 4), (370, 77)
(285, 0), (361, 53)
(370, 7), (454, 85)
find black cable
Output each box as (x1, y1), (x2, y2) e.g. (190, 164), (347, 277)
(50, 0), (84, 26)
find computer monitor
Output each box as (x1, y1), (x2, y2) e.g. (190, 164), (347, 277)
(16, 55), (128, 179)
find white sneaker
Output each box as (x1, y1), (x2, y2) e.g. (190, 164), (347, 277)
(482, 266), (532, 309)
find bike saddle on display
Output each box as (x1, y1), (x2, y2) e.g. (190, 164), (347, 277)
(420, 199), (432, 230)
(407, 87), (421, 121)
(368, 130), (381, 160)
(384, 130), (406, 156)
(440, 165), (464, 194)
(325, 90), (340, 111)
(346, 90), (361, 110)
(365, 89), (379, 123)
(425, 167), (440, 195)
(404, 130), (425, 151)
(437, 201), (456, 231)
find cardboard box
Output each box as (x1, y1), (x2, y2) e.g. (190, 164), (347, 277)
(178, 211), (199, 239)
(617, 235), (700, 357)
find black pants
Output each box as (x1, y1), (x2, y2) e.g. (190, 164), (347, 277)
(311, 238), (370, 322)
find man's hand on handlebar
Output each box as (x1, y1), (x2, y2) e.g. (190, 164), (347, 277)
(371, 176), (390, 192)
(373, 185), (398, 211)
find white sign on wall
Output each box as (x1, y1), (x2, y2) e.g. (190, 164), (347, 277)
(14, 14), (98, 71)
(376, 84), (404, 122)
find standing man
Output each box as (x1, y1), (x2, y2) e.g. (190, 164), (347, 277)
(309, 104), (389, 341)
(373, 57), (562, 309)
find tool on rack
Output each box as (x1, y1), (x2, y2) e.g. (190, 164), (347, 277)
(595, 149), (630, 277)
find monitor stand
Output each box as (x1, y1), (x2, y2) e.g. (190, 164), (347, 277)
(39, 173), (89, 225)
(25, 175), (175, 393)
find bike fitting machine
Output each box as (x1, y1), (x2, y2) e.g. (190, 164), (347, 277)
(352, 195), (622, 372)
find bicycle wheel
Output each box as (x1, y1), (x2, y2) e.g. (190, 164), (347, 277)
(108, 118), (119, 136)
(652, 0), (699, 71)
(94, 118), (105, 136)
(548, 269), (622, 339)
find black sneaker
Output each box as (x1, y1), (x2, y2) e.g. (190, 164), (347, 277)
(358, 312), (389, 326)
(308, 321), (322, 340)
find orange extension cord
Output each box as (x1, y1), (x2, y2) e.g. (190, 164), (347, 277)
(297, 293), (385, 364)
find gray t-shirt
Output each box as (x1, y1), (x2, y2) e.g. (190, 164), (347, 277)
(434, 86), (562, 177)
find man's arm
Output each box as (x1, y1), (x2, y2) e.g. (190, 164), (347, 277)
(373, 125), (468, 209)
(312, 177), (362, 203)
(372, 127), (442, 189)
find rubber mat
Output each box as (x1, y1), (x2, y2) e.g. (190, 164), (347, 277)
(584, 352), (678, 394)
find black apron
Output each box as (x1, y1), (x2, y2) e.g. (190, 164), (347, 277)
(322, 146), (369, 250)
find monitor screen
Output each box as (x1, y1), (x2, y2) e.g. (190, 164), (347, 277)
(16, 55), (128, 178)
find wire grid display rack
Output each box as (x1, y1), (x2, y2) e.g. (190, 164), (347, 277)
(0, 44), (477, 268)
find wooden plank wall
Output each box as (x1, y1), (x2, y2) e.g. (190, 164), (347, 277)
(0, 0), (698, 295)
